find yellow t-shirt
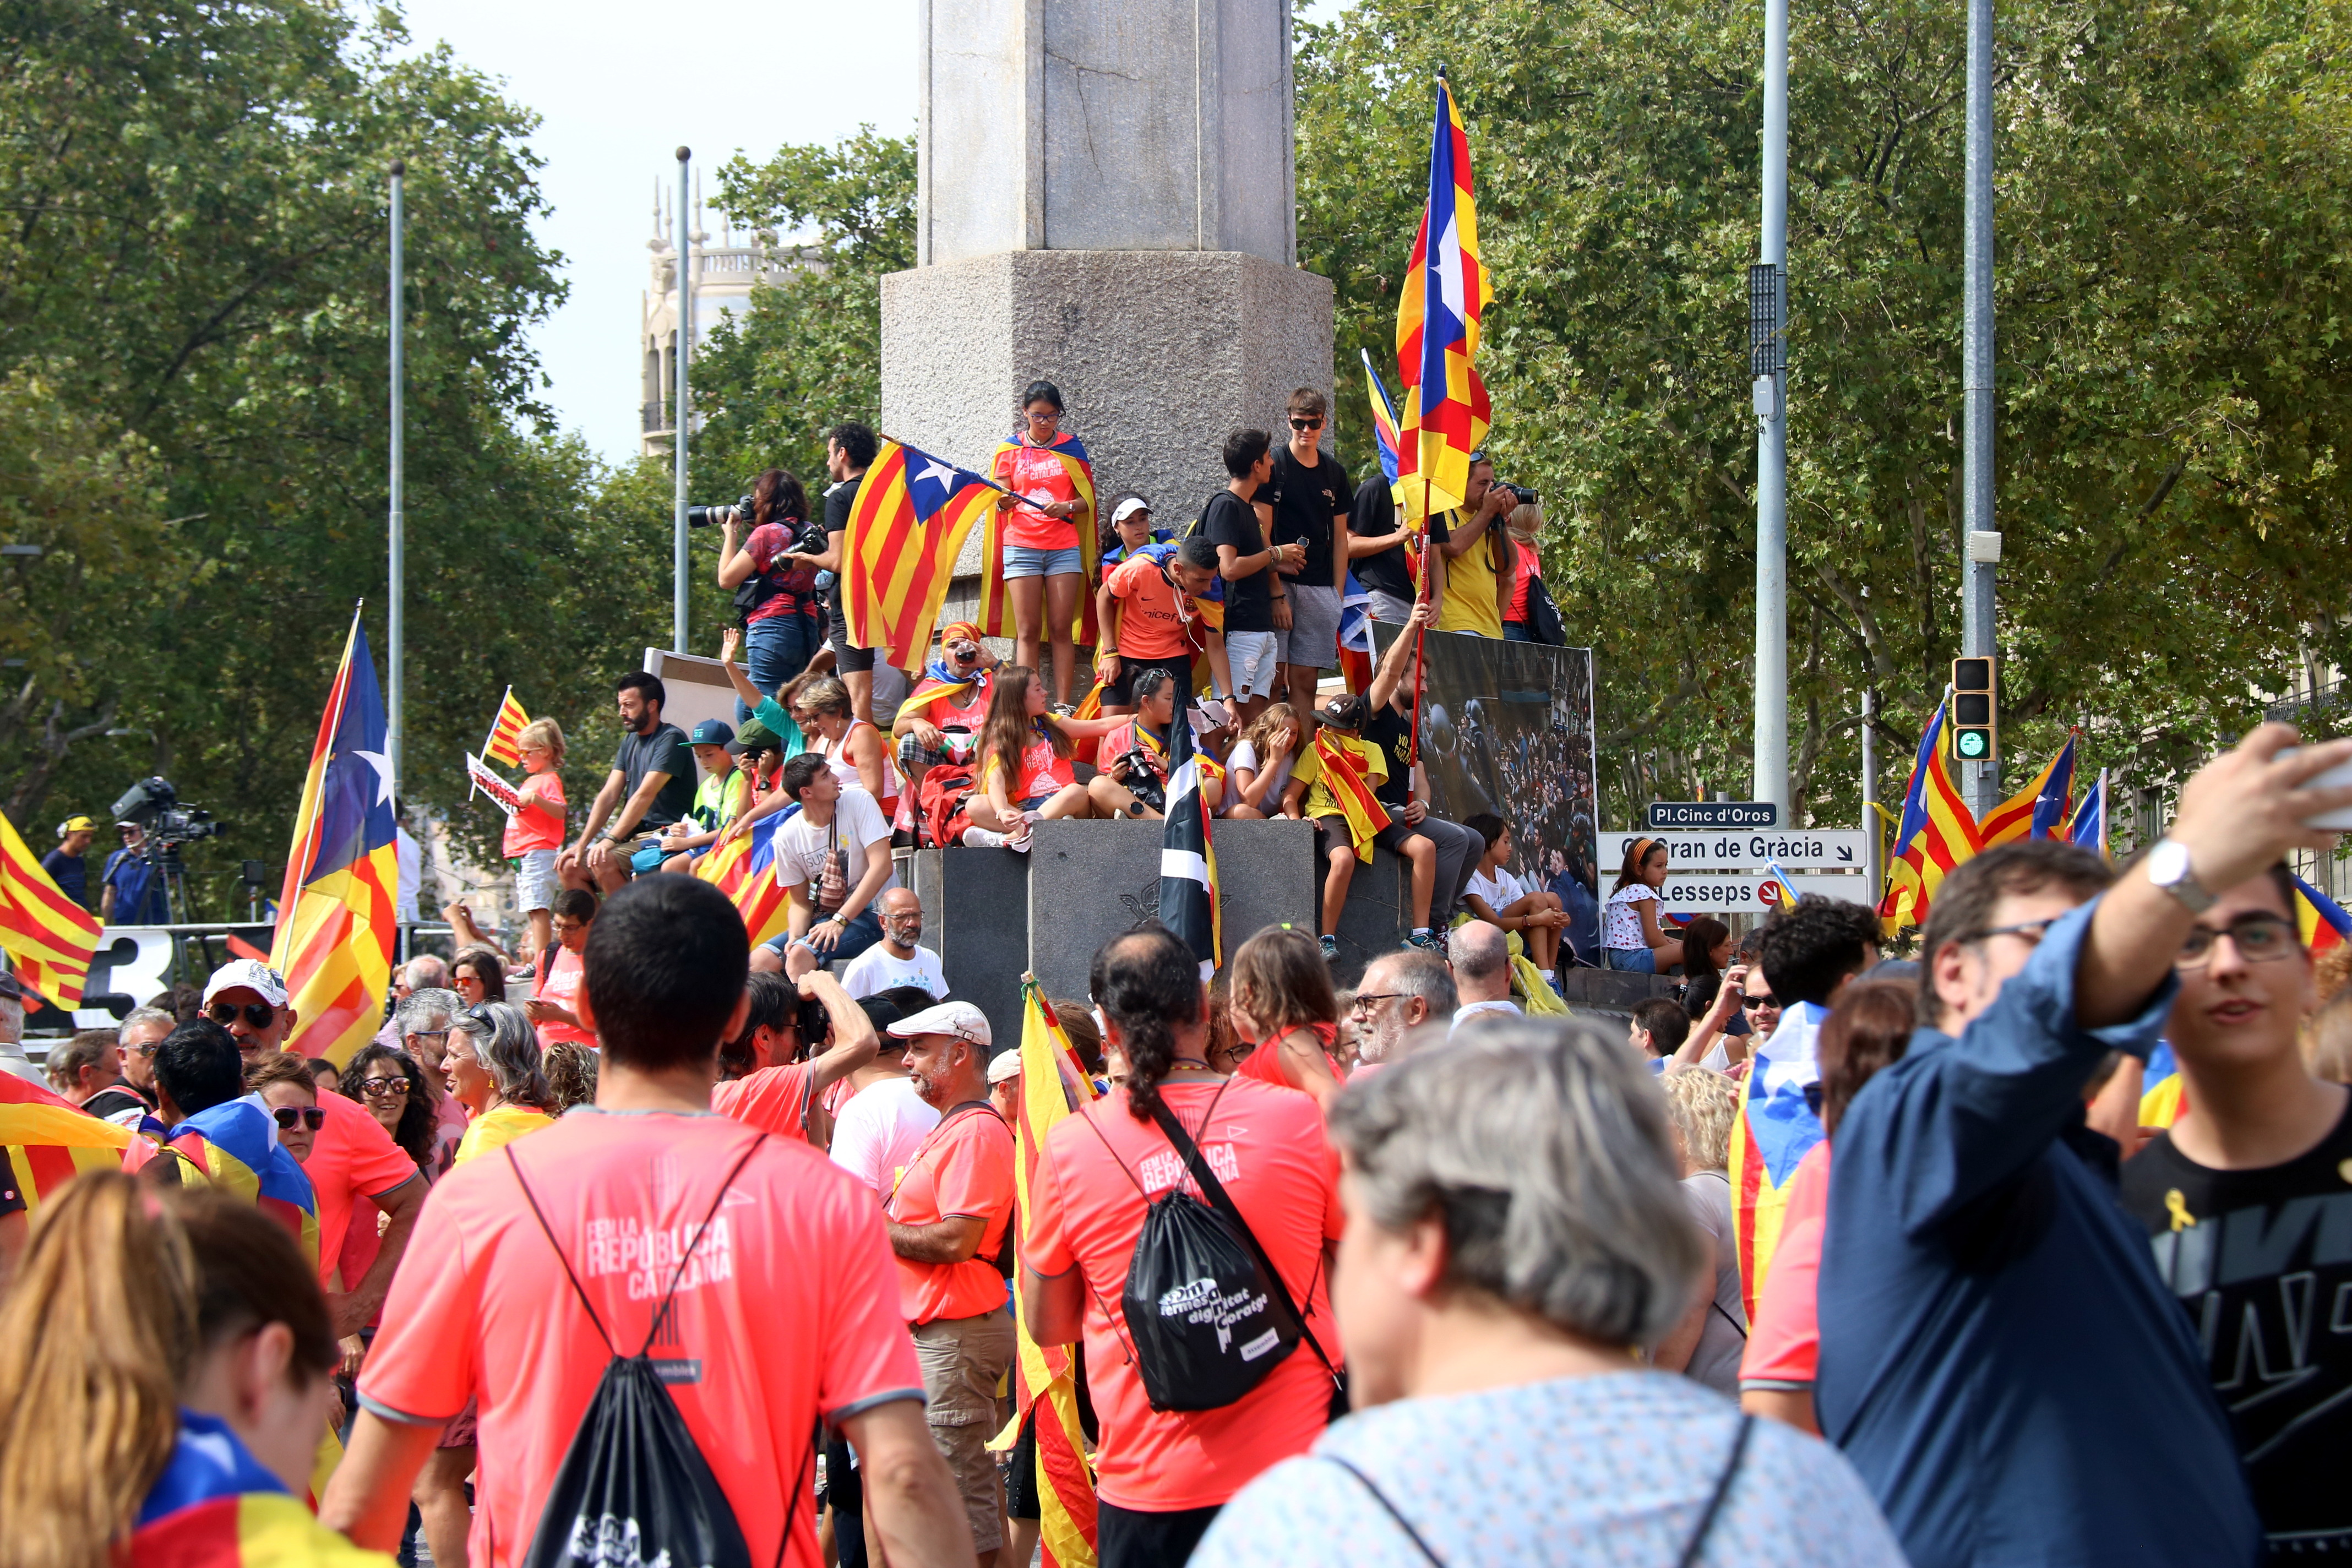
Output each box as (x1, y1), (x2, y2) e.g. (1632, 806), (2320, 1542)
(453, 1103), (556, 1167)
(1435, 514), (1507, 638)
(1291, 736), (1389, 822)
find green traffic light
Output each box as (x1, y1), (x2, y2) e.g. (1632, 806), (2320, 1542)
(1957, 731), (1989, 759)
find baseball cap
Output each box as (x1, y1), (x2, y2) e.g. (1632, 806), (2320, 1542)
(689, 718), (737, 748)
(0, 971), (21, 1004)
(1316, 693), (1370, 730)
(886, 1000), (992, 1049)
(736, 719), (778, 752)
(203, 958), (288, 1008)
(1111, 496), (1152, 525)
(986, 1049), (1022, 1086)
(59, 815), (96, 835)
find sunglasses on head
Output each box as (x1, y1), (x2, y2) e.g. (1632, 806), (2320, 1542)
(206, 1001), (275, 1029)
(273, 1106), (326, 1132)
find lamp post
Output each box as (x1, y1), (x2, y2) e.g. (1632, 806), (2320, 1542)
(1751, 0), (1790, 815)
(673, 146), (692, 656)
(388, 159), (406, 812)
(1961, 0), (2001, 815)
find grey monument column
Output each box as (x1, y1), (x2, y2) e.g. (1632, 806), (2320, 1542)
(882, 0), (1335, 531)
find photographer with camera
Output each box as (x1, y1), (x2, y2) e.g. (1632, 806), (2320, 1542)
(714, 467), (827, 718)
(1434, 453), (1521, 641)
(1085, 668), (1182, 821)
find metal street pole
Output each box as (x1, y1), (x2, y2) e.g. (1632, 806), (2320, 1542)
(673, 146), (692, 656)
(388, 159), (405, 814)
(1961, 0), (2000, 816)
(1860, 687), (1880, 901)
(1752, 0), (1790, 815)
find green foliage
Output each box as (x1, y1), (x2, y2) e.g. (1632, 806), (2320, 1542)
(1299, 0), (2352, 829)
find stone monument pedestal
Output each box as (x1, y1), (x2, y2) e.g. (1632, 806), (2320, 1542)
(882, 251), (1333, 523)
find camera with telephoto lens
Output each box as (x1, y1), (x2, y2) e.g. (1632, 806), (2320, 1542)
(1109, 750), (1167, 815)
(1495, 482), (1538, 507)
(111, 776), (228, 847)
(685, 494), (755, 529)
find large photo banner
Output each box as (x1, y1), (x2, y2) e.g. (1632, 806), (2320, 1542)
(1375, 625), (1599, 893)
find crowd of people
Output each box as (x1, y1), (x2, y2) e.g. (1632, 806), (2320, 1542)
(0, 723), (2345, 1568)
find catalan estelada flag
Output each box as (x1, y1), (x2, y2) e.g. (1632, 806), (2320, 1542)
(482, 686), (530, 768)
(1003, 982), (1099, 1568)
(125, 1099), (320, 1268)
(2070, 768), (2109, 860)
(2292, 872), (2351, 956)
(1878, 699), (1982, 935)
(1727, 1000), (1831, 1317)
(845, 441), (1005, 670)
(0, 1071), (134, 1211)
(269, 611), (399, 1066)
(694, 826), (793, 950)
(0, 808), (104, 1007)
(129, 1409), (383, 1566)
(1362, 346), (1404, 493)
(1159, 712), (1222, 980)
(1980, 731), (2078, 847)
(1393, 69), (1491, 524)
(981, 431), (1100, 646)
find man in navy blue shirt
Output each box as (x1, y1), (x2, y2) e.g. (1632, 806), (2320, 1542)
(1816, 723), (2352, 1568)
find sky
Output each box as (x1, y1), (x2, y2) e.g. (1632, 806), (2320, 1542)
(390, 0), (1348, 468)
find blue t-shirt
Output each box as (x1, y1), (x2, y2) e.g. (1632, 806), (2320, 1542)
(1194, 1371), (1903, 1566)
(102, 847), (169, 924)
(38, 848), (87, 909)
(1816, 896), (2262, 1568)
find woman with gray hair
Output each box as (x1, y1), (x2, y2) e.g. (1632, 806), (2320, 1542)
(1191, 1020), (1902, 1567)
(444, 1000), (556, 1167)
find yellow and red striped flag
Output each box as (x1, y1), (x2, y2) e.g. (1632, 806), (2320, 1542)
(1007, 982), (1099, 1567)
(1307, 730), (1392, 859)
(843, 439), (1004, 671)
(1877, 699), (1982, 935)
(981, 433), (1100, 647)
(0, 808), (104, 1006)
(1393, 70), (1492, 523)
(1, 1072), (134, 1213)
(693, 824), (793, 949)
(482, 687), (531, 768)
(269, 611), (400, 1065)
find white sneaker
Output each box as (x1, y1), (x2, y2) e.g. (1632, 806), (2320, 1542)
(962, 826), (1007, 849)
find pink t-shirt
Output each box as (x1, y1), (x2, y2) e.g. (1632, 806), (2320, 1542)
(711, 1063), (817, 1145)
(307, 1091), (427, 1288)
(1505, 538), (1539, 624)
(535, 946), (595, 1049)
(500, 771), (566, 856)
(885, 1104), (1015, 1324)
(995, 438), (1085, 551)
(1740, 1140), (1830, 1389)
(357, 1110), (922, 1568)
(1027, 1079), (1343, 1511)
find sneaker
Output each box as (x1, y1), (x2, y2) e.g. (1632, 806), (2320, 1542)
(1050, 701), (1078, 717)
(1402, 930), (1445, 954)
(1320, 934), (1339, 960)
(963, 825), (1031, 852)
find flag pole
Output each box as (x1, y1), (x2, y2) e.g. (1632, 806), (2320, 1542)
(673, 146), (692, 656)
(387, 160), (405, 826)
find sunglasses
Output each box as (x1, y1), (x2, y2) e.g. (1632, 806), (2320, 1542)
(358, 1078), (410, 1098)
(273, 1106), (326, 1132)
(1289, 416), (1325, 430)
(206, 1001), (275, 1029)
(1742, 992), (1779, 1011)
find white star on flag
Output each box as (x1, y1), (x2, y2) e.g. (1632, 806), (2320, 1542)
(913, 458), (958, 492)
(352, 749), (394, 806)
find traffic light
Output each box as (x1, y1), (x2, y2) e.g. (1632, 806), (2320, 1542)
(1951, 657), (1997, 763)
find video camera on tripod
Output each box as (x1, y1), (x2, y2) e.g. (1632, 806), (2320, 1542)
(111, 777), (227, 848)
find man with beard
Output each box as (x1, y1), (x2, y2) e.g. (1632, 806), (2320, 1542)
(1347, 949), (1458, 1071)
(562, 670), (695, 893)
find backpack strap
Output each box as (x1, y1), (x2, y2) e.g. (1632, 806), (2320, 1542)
(1321, 1455), (1444, 1566)
(1675, 1414), (1754, 1568)
(1146, 1098), (1341, 1385)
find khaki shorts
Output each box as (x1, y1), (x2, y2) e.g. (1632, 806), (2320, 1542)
(911, 1308), (1016, 1554)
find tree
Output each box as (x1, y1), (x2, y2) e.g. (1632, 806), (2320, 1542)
(1297, 0), (2352, 831)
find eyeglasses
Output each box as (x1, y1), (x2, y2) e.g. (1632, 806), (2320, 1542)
(1349, 993), (1405, 1015)
(129, 1043), (161, 1058)
(408, 1028), (450, 1043)
(1961, 917), (2061, 949)
(2177, 914), (2299, 970)
(1742, 992), (1779, 1011)
(272, 1106), (326, 1132)
(1289, 416), (1325, 430)
(358, 1078), (409, 1099)
(206, 1002), (275, 1029)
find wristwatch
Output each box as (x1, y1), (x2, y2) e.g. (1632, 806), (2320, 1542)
(2144, 837), (2216, 915)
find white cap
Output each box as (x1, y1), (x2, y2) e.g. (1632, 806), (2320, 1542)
(986, 1049), (1022, 1086)
(1111, 496), (1152, 525)
(886, 999), (992, 1049)
(203, 957), (288, 1008)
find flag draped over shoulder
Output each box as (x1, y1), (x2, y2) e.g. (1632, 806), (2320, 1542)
(1727, 1000), (1830, 1317)
(1309, 732), (1391, 861)
(1008, 983), (1099, 1568)
(1393, 71), (1491, 524)
(981, 433), (1100, 645)
(127, 1100), (320, 1267)
(1979, 732), (2078, 847)
(1, 1072), (133, 1211)
(694, 827), (793, 949)
(1878, 700), (1981, 934)
(0, 808), (103, 1007)
(269, 612), (399, 1066)
(1158, 714), (1221, 981)
(2293, 873), (2351, 956)
(843, 440), (1004, 670)
(2070, 769), (2109, 860)
(482, 687), (531, 767)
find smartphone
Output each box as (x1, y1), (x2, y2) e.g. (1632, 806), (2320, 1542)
(2289, 747), (2352, 829)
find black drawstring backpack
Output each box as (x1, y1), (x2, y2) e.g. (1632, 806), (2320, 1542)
(509, 1134), (812, 1568)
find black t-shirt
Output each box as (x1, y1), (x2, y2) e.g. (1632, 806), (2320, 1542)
(2119, 1093), (2352, 1550)
(1202, 489), (1274, 634)
(613, 721), (696, 835)
(1349, 478), (1450, 602)
(1265, 447), (1352, 588)
(1361, 707), (1415, 810)
(83, 1085), (151, 1121)
(823, 472), (863, 539)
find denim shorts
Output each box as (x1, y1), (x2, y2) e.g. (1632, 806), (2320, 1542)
(512, 848), (558, 913)
(1003, 545), (1082, 580)
(1602, 945), (1658, 973)
(1225, 630), (1281, 700)
(768, 905), (886, 967)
